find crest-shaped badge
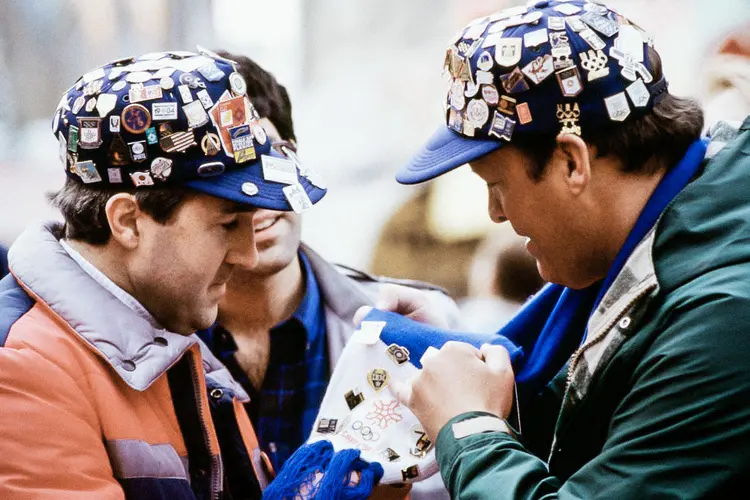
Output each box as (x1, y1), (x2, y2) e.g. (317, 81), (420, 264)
(494, 38), (522, 67)
(77, 117), (103, 149)
(386, 344), (410, 365)
(367, 369), (390, 392)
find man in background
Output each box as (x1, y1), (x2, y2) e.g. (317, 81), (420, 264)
(0, 245), (7, 278)
(198, 51), (458, 499)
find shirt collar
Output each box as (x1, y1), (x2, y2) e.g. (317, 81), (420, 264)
(286, 250), (323, 343)
(60, 239), (161, 329)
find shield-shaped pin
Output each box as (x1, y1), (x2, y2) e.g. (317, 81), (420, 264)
(368, 369), (390, 392)
(494, 38), (522, 67)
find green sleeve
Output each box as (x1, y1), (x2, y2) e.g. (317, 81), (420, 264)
(435, 292), (750, 499)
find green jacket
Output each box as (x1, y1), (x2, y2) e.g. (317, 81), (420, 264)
(435, 117), (750, 499)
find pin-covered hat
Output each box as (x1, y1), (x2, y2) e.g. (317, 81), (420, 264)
(396, 0), (669, 184)
(53, 48), (326, 212)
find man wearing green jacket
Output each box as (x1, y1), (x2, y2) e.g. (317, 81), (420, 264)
(367, 0), (750, 497)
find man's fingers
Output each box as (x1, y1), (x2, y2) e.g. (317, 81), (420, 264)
(480, 344), (512, 373)
(353, 305), (374, 326)
(390, 378), (413, 407)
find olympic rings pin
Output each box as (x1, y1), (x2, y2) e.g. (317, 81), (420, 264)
(352, 420), (380, 442)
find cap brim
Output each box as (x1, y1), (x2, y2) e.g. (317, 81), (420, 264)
(396, 126), (504, 185)
(186, 149), (326, 210)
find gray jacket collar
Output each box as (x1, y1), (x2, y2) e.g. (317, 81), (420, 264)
(9, 221), (246, 398)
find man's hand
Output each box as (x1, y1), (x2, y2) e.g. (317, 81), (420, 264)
(354, 284), (454, 329)
(392, 342), (516, 440)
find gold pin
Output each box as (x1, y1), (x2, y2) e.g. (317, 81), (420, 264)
(368, 369), (390, 392)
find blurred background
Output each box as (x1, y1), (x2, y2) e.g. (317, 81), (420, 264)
(1, 0), (749, 322)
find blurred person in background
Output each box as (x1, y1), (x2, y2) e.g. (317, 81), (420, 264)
(0, 244), (7, 278)
(197, 50), (458, 500)
(0, 51), (327, 499)
(702, 21), (750, 126)
(370, 0), (750, 497)
(458, 224), (544, 333)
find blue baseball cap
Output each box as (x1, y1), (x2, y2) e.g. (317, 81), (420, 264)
(397, 0), (669, 185)
(53, 48), (326, 211)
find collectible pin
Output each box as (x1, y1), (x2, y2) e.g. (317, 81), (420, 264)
(463, 20), (488, 40)
(466, 99), (490, 128)
(465, 38), (482, 59)
(583, 3), (609, 16)
(57, 133), (66, 166)
(72, 95), (85, 114)
(77, 117), (103, 149)
(252, 124), (268, 145)
(159, 76), (175, 90)
(145, 127), (159, 145)
(130, 171), (155, 187)
(150, 157), (173, 181)
(447, 109), (464, 134)
(557, 67), (584, 97)
(475, 70), (494, 86)
(179, 72), (206, 89)
(83, 79), (103, 97)
(386, 344), (410, 365)
(489, 111), (516, 140)
(522, 54), (555, 85)
(577, 29), (605, 51)
(197, 61), (225, 82)
(524, 28), (548, 48)
(197, 89), (214, 109)
(604, 92), (631, 121)
(262, 154), (297, 184)
(382, 448), (400, 462)
(450, 80), (466, 110)
(197, 161), (226, 177)
(108, 168), (123, 183)
(609, 48), (652, 83)
(152, 102), (178, 121)
(160, 130), (196, 153)
(548, 16), (566, 31)
(109, 115), (121, 133)
(401, 465), (419, 482)
(626, 78), (650, 108)
(410, 425), (433, 457)
(85, 97), (97, 113)
(517, 102), (533, 125)
(227, 72), (247, 96)
(109, 134), (129, 166)
(121, 104), (152, 134)
(126, 71), (155, 84)
(83, 67), (106, 84)
(580, 11), (619, 37)
(153, 67), (176, 79)
(462, 119), (475, 137)
(614, 25), (645, 63)
(201, 133), (221, 156)
(579, 49), (610, 81)
(494, 38), (522, 67)
(554, 3), (581, 15)
(500, 67), (529, 94)
(183, 100), (210, 129)
(111, 80), (127, 92)
(241, 181), (259, 196)
(283, 183), (313, 213)
(567, 16), (587, 32)
(557, 103), (581, 135)
(553, 53), (574, 71)
(367, 369), (390, 392)
(129, 140), (148, 162)
(498, 95), (517, 116)
(345, 388), (365, 411)
(68, 125), (79, 153)
(178, 84), (194, 104)
(482, 85), (500, 105)
(477, 51), (494, 71)
(482, 33), (504, 49)
(464, 81), (480, 98)
(230, 124), (256, 163)
(74, 160), (102, 184)
(129, 84), (163, 104)
(316, 418), (338, 434)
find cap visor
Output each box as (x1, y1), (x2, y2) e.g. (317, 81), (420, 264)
(396, 126), (504, 184)
(186, 149), (326, 210)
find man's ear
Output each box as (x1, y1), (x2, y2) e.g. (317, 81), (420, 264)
(105, 194), (141, 250)
(555, 134), (592, 196)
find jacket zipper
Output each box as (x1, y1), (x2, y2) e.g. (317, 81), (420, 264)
(188, 354), (224, 500)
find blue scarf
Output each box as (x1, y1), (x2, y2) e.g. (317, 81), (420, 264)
(263, 139), (708, 500)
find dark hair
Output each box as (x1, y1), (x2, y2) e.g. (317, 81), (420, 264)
(216, 50), (296, 143)
(48, 178), (192, 245)
(514, 47), (705, 180)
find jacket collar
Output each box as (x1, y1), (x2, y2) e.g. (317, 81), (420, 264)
(9, 221), (245, 397)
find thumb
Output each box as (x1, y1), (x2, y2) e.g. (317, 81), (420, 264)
(480, 344), (512, 374)
(375, 285), (400, 311)
(390, 378), (413, 407)
(353, 305), (374, 326)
